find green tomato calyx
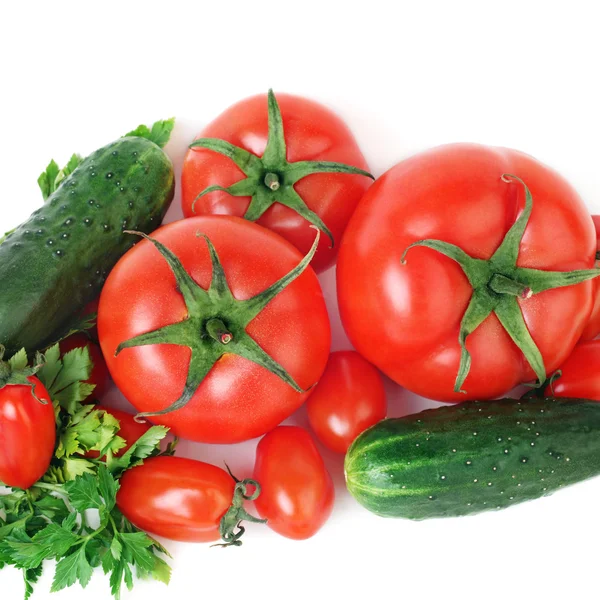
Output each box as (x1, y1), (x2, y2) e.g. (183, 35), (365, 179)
(189, 89), (374, 248)
(402, 174), (600, 394)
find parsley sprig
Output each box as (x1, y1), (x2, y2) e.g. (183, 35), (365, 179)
(0, 344), (172, 598)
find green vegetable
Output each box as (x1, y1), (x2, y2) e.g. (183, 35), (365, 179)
(0, 120), (175, 356)
(0, 345), (171, 598)
(345, 396), (600, 519)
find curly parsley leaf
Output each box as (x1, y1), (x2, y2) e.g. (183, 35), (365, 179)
(124, 118), (175, 148)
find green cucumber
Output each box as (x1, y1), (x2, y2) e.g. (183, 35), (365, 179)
(0, 121), (175, 355)
(345, 397), (600, 519)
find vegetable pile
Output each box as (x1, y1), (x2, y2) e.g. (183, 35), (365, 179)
(2, 90), (600, 598)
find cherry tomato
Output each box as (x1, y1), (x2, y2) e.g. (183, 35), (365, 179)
(307, 351), (387, 453)
(181, 91), (372, 272)
(0, 376), (55, 489)
(546, 339), (600, 401)
(60, 333), (110, 399)
(99, 216), (330, 444)
(253, 426), (334, 540)
(85, 406), (150, 459)
(581, 215), (600, 341)
(116, 456), (235, 542)
(338, 143), (597, 402)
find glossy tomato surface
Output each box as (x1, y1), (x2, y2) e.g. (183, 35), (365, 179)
(547, 340), (600, 401)
(0, 377), (55, 489)
(307, 351), (387, 453)
(85, 406), (150, 459)
(60, 333), (110, 399)
(338, 143), (596, 402)
(98, 216), (330, 443)
(181, 92), (371, 272)
(581, 215), (600, 340)
(253, 426), (334, 540)
(116, 456), (235, 542)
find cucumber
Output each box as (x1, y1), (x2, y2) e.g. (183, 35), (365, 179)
(345, 397), (600, 519)
(0, 122), (175, 355)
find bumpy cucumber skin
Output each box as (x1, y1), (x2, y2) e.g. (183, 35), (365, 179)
(0, 136), (174, 355)
(345, 397), (600, 519)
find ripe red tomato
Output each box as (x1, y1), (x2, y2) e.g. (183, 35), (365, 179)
(307, 351), (387, 453)
(581, 215), (600, 341)
(338, 144), (597, 402)
(60, 333), (110, 399)
(116, 456), (235, 542)
(546, 339), (600, 401)
(85, 406), (150, 459)
(99, 216), (330, 443)
(0, 376), (55, 489)
(253, 426), (334, 540)
(181, 91), (372, 272)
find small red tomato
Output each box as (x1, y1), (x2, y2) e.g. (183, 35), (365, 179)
(307, 351), (387, 453)
(581, 215), (600, 341)
(0, 375), (55, 489)
(60, 333), (110, 399)
(253, 426), (334, 540)
(116, 456), (236, 542)
(546, 339), (600, 401)
(86, 406), (150, 459)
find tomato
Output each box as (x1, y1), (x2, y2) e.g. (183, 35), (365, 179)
(546, 339), (600, 401)
(338, 144), (598, 402)
(60, 333), (110, 399)
(307, 351), (387, 453)
(580, 215), (600, 341)
(253, 426), (334, 540)
(116, 456), (235, 542)
(0, 375), (55, 489)
(99, 216), (330, 443)
(85, 406), (150, 459)
(181, 90), (372, 273)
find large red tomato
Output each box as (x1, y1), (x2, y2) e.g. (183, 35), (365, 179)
(0, 373), (55, 489)
(181, 90), (372, 272)
(99, 216), (330, 443)
(338, 144), (598, 402)
(581, 215), (600, 341)
(546, 340), (600, 401)
(253, 426), (334, 540)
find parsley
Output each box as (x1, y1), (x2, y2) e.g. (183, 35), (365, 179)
(0, 345), (171, 598)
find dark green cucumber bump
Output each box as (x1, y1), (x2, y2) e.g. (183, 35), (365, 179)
(345, 397), (600, 519)
(0, 128), (174, 355)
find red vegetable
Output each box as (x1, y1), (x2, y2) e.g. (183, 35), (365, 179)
(99, 216), (330, 443)
(546, 339), (600, 401)
(253, 426), (334, 540)
(117, 456), (263, 544)
(0, 349), (55, 489)
(181, 90), (373, 272)
(85, 406), (150, 459)
(307, 351), (386, 453)
(338, 143), (599, 402)
(581, 215), (600, 341)
(60, 333), (110, 399)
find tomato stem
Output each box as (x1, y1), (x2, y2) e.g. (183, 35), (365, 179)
(264, 172), (280, 191)
(488, 274), (532, 298)
(205, 318), (233, 345)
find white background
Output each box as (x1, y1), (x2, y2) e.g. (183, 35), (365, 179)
(2, 1), (600, 599)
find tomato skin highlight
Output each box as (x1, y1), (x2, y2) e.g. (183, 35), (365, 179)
(85, 406), (150, 459)
(60, 333), (110, 399)
(181, 92), (371, 273)
(0, 377), (55, 489)
(338, 143), (596, 402)
(253, 426), (334, 540)
(580, 215), (600, 341)
(116, 456), (235, 543)
(546, 340), (600, 401)
(99, 216), (330, 444)
(307, 351), (387, 453)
